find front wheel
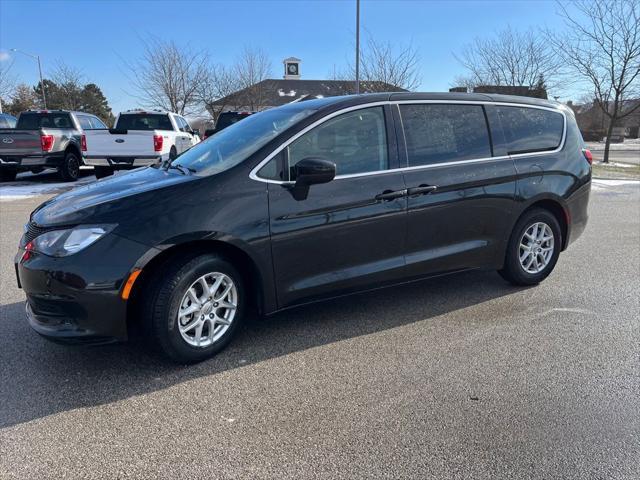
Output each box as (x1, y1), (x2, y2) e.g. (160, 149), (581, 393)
(144, 253), (245, 363)
(58, 152), (80, 181)
(498, 208), (562, 286)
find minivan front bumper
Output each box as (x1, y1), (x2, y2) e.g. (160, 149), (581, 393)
(15, 233), (150, 344)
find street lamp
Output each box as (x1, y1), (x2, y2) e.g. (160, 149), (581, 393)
(355, 0), (360, 95)
(11, 48), (47, 108)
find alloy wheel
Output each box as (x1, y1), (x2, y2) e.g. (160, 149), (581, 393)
(519, 222), (555, 274)
(176, 272), (238, 348)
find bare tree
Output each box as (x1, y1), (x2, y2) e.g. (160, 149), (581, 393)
(50, 61), (85, 110)
(126, 38), (208, 115)
(7, 83), (39, 115)
(0, 59), (17, 112)
(232, 47), (272, 110)
(338, 34), (420, 92)
(198, 63), (240, 123)
(455, 27), (565, 93)
(547, 0), (640, 162)
(359, 36), (421, 91)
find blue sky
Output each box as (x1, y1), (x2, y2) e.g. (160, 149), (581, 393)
(1, 0), (575, 114)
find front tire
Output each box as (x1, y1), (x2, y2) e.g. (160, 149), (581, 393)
(144, 253), (245, 363)
(58, 151), (80, 181)
(499, 208), (562, 286)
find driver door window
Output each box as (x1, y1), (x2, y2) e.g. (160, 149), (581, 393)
(287, 107), (389, 179)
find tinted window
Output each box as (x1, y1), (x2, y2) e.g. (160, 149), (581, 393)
(116, 114), (173, 131)
(90, 117), (107, 129)
(17, 113), (73, 129)
(217, 112), (252, 131)
(288, 107), (388, 178)
(496, 106), (564, 154)
(173, 104), (316, 176)
(77, 115), (93, 130)
(400, 104), (491, 167)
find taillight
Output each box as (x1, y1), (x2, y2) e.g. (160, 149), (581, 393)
(582, 148), (593, 165)
(40, 134), (54, 152)
(81, 134), (87, 152)
(153, 135), (163, 152)
(21, 241), (34, 262)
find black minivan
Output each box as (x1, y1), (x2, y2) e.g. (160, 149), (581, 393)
(15, 93), (591, 363)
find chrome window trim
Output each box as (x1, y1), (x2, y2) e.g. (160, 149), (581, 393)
(249, 100), (567, 185)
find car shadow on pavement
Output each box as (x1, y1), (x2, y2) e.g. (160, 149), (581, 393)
(0, 269), (518, 429)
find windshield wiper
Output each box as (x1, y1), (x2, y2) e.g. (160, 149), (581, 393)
(167, 164), (195, 175)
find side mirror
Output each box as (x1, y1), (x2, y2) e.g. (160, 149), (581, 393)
(287, 157), (336, 200)
(294, 157), (336, 186)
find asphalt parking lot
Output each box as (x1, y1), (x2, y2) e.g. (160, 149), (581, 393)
(0, 177), (639, 479)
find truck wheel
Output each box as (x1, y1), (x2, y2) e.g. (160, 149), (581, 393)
(143, 253), (245, 363)
(0, 168), (18, 182)
(94, 166), (114, 179)
(58, 152), (80, 182)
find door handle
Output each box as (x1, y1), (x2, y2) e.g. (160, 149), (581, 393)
(407, 185), (438, 196)
(375, 189), (408, 201)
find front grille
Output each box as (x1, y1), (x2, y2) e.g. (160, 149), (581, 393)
(23, 222), (56, 243)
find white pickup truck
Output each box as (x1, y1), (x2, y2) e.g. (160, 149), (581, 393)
(84, 110), (201, 178)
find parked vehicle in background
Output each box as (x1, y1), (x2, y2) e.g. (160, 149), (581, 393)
(0, 113), (17, 128)
(211, 111), (254, 137)
(83, 110), (201, 178)
(0, 110), (107, 182)
(14, 93), (592, 363)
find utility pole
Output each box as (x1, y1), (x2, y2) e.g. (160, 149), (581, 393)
(11, 48), (47, 108)
(355, 0), (360, 95)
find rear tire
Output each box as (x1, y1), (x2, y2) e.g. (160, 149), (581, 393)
(94, 166), (114, 179)
(499, 208), (562, 286)
(0, 168), (17, 182)
(143, 253), (245, 363)
(58, 151), (80, 182)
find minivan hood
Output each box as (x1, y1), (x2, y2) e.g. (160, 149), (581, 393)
(31, 167), (197, 226)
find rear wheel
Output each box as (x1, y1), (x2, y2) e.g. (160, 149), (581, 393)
(499, 208), (562, 286)
(58, 151), (80, 181)
(143, 253), (245, 363)
(0, 168), (17, 182)
(94, 166), (114, 179)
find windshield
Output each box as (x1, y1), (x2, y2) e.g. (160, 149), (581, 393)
(172, 105), (316, 176)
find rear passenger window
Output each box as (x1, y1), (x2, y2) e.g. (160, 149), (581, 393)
(288, 106), (388, 178)
(399, 104), (491, 167)
(496, 106), (564, 155)
(77, 115), (93, 130)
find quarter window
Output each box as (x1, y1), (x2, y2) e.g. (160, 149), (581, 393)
(90, 117), (108, 129)
(288, 107), (388, 178)
(496, 106), (564, 155)
(399, 104), (492, 167)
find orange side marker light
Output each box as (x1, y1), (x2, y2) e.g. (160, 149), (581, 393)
(121, 269), (142, 300)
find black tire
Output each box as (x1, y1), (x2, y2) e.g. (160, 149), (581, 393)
(499, 208), (562, 286)
(0, 168), (18, 182)
(94, 166), (114, 179)
(58, 151), (81, 181)
(143, 253), (245, 363)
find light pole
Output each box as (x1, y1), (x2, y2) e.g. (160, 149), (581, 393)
(11, 48), (47, 108)
(355, 0), (360, 95)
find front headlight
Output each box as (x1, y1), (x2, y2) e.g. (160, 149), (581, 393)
(29, 225), (116, 257)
